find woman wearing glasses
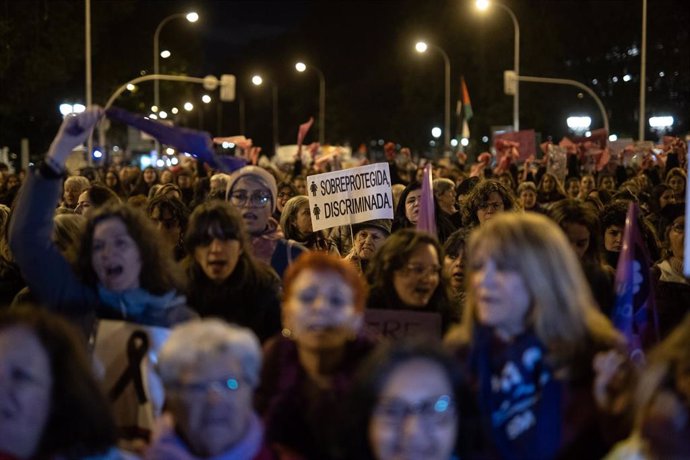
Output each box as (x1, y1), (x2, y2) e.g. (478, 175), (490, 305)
(255, 252), (375, 459)
(461, 179), (518, 229)
(445, 213), (630, 459)
(345, 340), (463, 460)
(366, 229), (454, 333)
(148, 318), (282, 459)
(183, 201), (282, 342)
(226, 166), (306, 278)
(652, 202), (689, 340)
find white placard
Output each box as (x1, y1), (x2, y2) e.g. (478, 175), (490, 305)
(307, 162), (394, 231)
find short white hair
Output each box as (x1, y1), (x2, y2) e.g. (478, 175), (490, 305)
(157, 319), (262, 388)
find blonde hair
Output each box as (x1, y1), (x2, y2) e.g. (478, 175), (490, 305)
(448, 212), (621, 365)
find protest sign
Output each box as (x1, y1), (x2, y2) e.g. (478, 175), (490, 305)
(364, 309), (442, 341)
(307, 162), (394, 231)
(93, 319), (170, 439)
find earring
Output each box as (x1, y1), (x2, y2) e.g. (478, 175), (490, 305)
(281, 328), (292, 338)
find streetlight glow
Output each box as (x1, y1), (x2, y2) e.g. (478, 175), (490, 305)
(431, 127), (442, 138)
(461, 138), (470, 146)
(126, 83), (136, 91)
(171, 107), (179, 114)
(185, 12), (199, 22)
(159, 111), (168, 119)
(202, 94), (212, 104)
(649, 116), (674, 129)
(149, 113), (158, 120)
(609, 134), (618, 142)
(252, 75), (263, 86)
(151, 105), (159, 113)
(450, 139), (459, 147)
(160, 50), (171, 59)
(166, 147), (175, 155)
(59, 104), (73, 116)
(184, 102), (194, 111)
(415, 41), (428, 53)
(566, 116), (592, 131)
(295, 62), (306, 72)
(476, 0), (490, 11)
(72, 104), (86, 114)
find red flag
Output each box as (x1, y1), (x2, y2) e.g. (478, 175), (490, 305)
(416, 164), (436, 236)
(612, 202), (659, 364)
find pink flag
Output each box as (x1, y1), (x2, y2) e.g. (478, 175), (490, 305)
(416, 164), (436, 236)
(612, 202), (659, 364)
(494, 129), (536, 161)
(297, 117), (314, 149)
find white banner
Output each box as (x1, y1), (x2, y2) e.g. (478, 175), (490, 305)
(307, 162), (394, 231)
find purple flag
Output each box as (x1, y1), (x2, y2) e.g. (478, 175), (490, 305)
(612, 202), (659, 364)
(416, 164), (436, 236)
(105, 107), (246, 172)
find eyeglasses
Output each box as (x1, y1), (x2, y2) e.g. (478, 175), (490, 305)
(478, 201), (504, 211)
(230, 191), (272, 208)
(374, 395), (456, 427)
(171, 376), (242, 399)
(400, 264), (441, 278)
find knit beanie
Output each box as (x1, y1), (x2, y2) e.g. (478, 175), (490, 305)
(227, 166), (278, 212)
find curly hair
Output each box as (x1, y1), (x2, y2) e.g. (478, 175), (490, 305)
(76, 203), (185, 294)
(461, 179), (518, 227)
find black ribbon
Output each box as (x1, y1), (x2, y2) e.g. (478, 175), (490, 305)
(109, 330), (149, 405)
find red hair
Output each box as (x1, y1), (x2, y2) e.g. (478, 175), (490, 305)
(283, 252), (368, 312)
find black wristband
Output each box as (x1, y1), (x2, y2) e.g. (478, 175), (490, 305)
(39, 160), (66, 179)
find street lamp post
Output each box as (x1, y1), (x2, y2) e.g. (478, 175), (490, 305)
(476, 0), (520, 132)
(415, 41), (451, 150)
(252, 75), (280, 152)
(153, 11), (198, 115)
(295, 62), (325, 145)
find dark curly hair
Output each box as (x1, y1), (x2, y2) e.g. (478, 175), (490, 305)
(461, 179), (518, 227)
(77, 203), (186, 294)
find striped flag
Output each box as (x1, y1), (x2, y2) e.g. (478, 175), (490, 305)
(612, 202), (659, 364)
(457, 77), (473, 139)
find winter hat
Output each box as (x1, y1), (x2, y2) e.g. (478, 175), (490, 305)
(352, 219), (392, 237)
(226, 166), (278, 212)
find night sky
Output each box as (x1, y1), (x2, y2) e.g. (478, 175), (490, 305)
(1, 0), (688, 159)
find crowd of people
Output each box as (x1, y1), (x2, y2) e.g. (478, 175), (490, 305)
(0, 107), (688, 459)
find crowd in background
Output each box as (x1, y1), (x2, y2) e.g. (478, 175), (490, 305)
(0, 108), (688, 460)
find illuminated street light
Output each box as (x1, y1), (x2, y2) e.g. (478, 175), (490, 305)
(202, 94), (212, 104)
(294, 61), (326, 145)
(415, 40), (451, 149)
(126, 83), (136, 91)
(461, 138), (470, 147)
(151, 105), (159, 112)
(450, 139), (459, 147)
(431, 127), (442, 138)
(171, 107), (179, 114)
(153, 11), (199, 109)
(184, 102), (194, 111)
(159, 111), (168, 119)
(566, 116), (592, 132)
(609, 134), (618, 142)
(476, 0), (520, 131)
(59, 103), (86, 118)
(649, 116), (674, 129)
(160, 50), (171, 59)
(251, 75), (263, 86)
